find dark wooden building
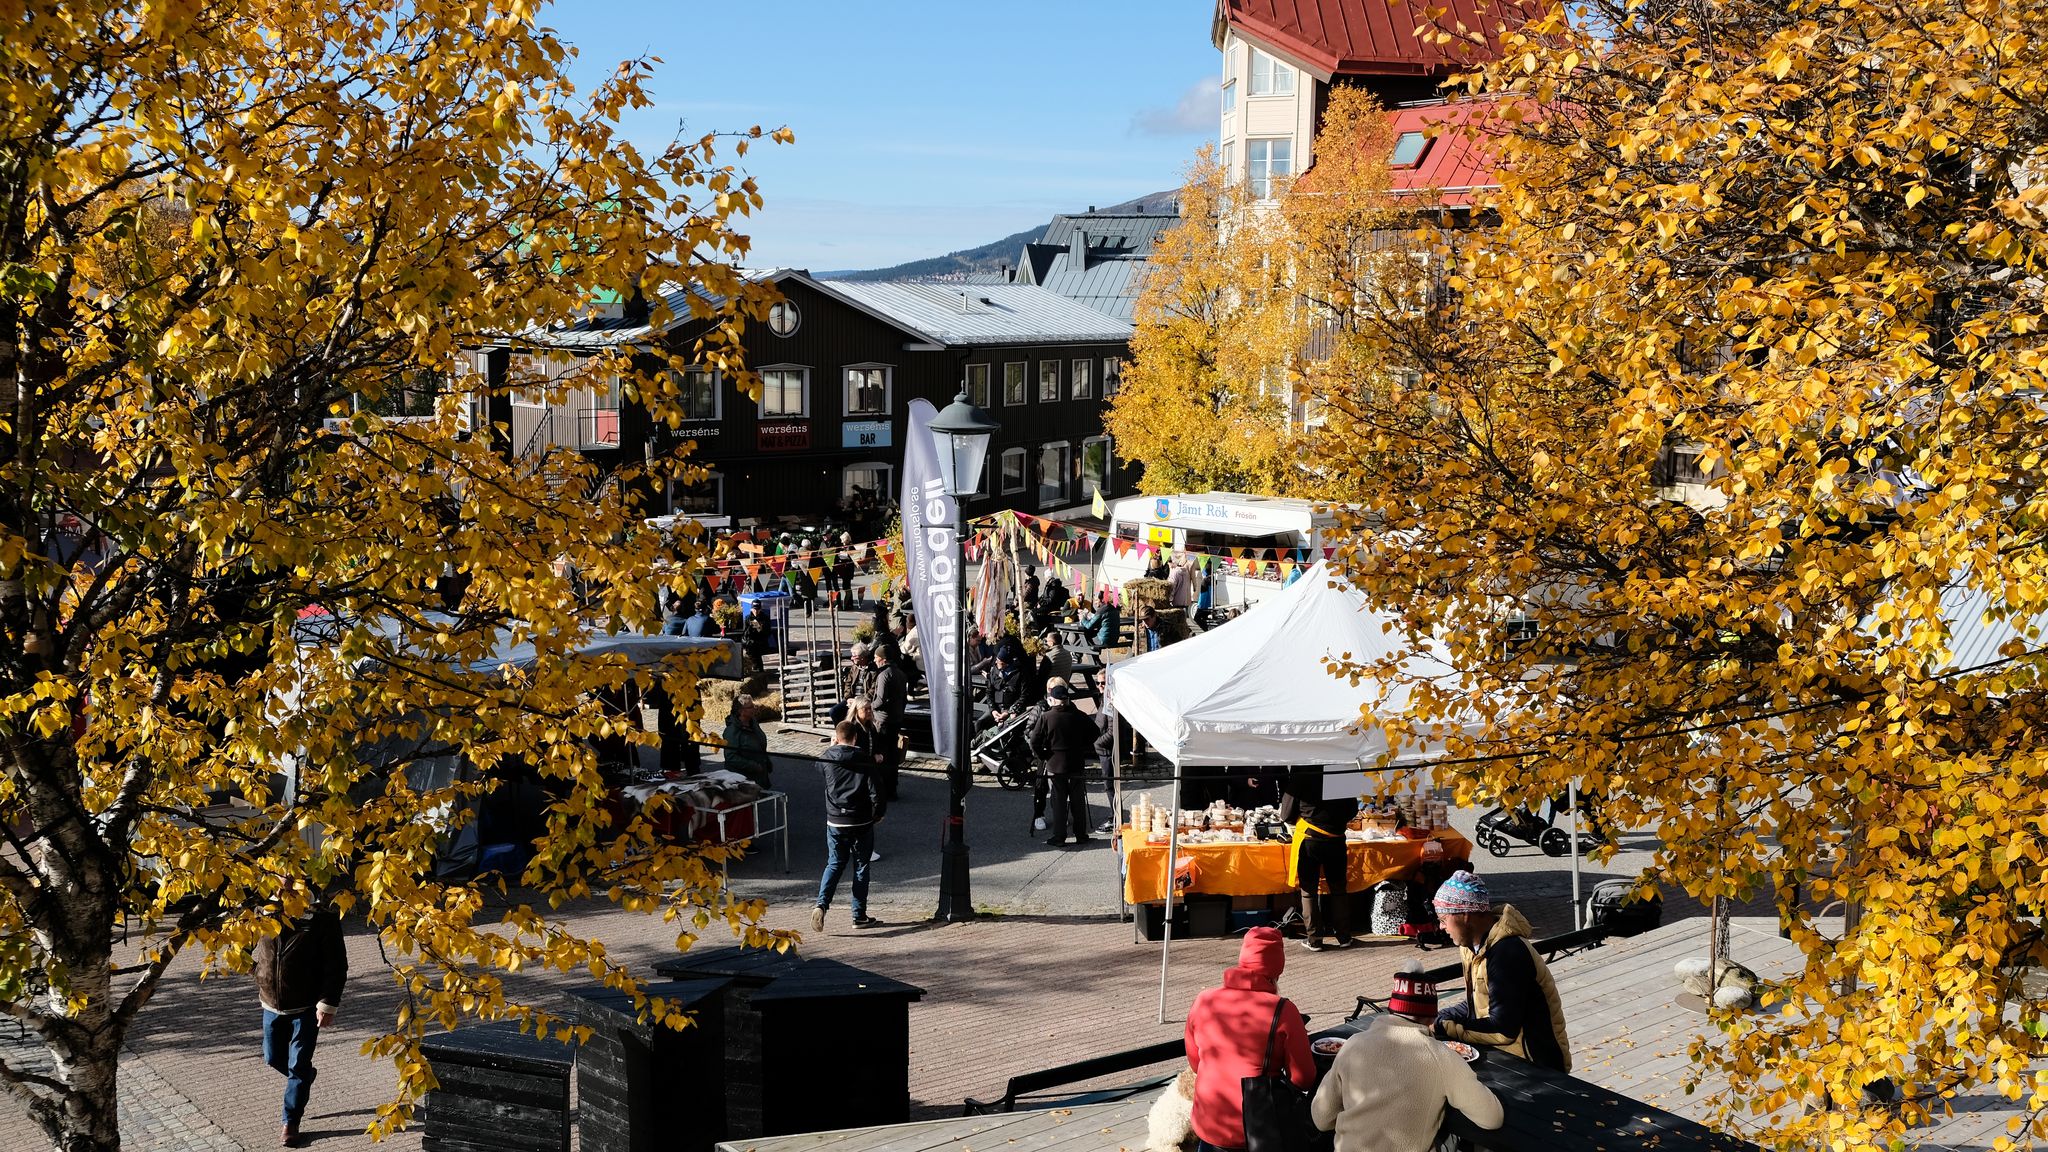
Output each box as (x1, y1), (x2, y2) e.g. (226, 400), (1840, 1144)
(477, 270), (1137, 527)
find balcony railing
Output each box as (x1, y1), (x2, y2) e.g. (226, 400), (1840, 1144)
(577, 406), (621, 449)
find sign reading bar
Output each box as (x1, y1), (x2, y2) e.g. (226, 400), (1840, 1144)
(842, 420), (893, 449)
(757, 422), (810, 452)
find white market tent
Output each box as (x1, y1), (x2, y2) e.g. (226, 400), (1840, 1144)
(1103, 561), (1489, 1018)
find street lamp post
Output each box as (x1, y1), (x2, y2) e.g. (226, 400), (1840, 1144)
(927, 392), (999, 923)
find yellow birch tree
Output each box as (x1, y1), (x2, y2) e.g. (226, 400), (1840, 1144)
(1309, 0), (2048, 1146)
(0, 3), (793, 1149)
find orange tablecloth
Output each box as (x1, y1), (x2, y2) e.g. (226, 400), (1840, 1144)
(1120, 829), (1471, 904)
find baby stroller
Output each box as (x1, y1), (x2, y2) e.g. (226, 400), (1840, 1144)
(971, 706), (1039, 791)
(1473, 805), (1573, 858)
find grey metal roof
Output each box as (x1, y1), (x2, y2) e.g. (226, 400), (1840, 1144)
(1009, 210), (1179, 322)
(1040, 212), (1178, 256)
(1034, 258), (1153, 322)
(504, 269), (791, 350)
(814, 281), (1133, 346)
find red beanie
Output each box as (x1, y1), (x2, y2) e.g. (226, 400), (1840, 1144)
(1389, 968), (1438, 1023)
(1236, 926), (1285, 980)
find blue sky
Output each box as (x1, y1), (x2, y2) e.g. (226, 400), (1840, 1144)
(543, 1), (1219, 272)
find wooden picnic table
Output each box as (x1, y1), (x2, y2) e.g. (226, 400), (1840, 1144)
(1308, 1018), (1757, 1152)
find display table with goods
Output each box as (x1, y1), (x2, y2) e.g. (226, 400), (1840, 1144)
(619, 770), (790, 874)
(1118, 795), (1470, 905)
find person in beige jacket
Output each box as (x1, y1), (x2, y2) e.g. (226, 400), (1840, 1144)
(1311, 965), (1502, 1152)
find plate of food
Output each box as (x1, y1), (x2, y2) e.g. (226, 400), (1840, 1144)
(1441, 1040), (1479, 1063)
(1311, 1036), (1347, 1056)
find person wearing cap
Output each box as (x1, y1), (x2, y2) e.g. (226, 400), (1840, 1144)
(1028, 682), (1097, 847)
(1311, 962), (1502, 1152)
(1185, 927), (1315, 1152)
(1431, 870), (1572, 1070)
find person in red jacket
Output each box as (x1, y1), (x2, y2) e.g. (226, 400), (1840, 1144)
(1184, 926), (1315, 1152)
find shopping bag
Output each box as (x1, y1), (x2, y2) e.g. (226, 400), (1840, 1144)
(1241, 1001), (1314, 1152)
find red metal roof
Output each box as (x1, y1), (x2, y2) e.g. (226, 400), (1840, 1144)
(1219, 0), (1519, 78)
(1385, 97), (1509, 206)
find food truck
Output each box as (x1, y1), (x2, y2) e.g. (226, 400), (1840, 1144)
(1097, 492), (1349, 612)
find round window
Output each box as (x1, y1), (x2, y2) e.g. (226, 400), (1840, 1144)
(767, 301), (801, 337)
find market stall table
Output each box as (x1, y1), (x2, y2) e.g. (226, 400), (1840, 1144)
(1119, 828), (1469, 904)
(620, 777), (791, 876)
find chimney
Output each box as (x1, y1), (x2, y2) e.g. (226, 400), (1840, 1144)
(1069, 229), (1087, 272)
(1088, 205), (1097, 212)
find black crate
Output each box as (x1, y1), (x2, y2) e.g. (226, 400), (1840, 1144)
(419, 1021), (575, 1152)
(572, 979), (729, 1152)
(656, 948), (924, 1138)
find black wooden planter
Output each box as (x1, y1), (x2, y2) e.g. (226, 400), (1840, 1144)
(419, 1020), (576, 1152)
(571, 978), (731, 1152)
(655, 947), (925, 1138)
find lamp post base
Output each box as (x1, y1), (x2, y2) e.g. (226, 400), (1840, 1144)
(933, 816), (975, 922)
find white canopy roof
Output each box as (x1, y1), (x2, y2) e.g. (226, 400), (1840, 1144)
(1105, 562), (1474, 788)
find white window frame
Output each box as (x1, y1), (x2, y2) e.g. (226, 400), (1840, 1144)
(1102, 356), (1125, 397)
(842, 363), (892, 417)
(965, 363), (992, 410)
(1222, 80), (1237, 115)
(757, 365), (809, 418)
(1038, 360), (1061, 403)
(1080, 436), (1113, 502)
(509, 354), (552, 408)
(1070, 358), (1094, 400)
(1221, 139), (1234, 180)
(1036, 440), (1072, 508)
(671, 471), (725, 516)
(676, 366), (721, 422)
(1247, 137), (1293, 200)
(842, 462), (893, 505)
(999, 448), (1028, 495)
(1002, 361), (1028, 406)
(1249, 49), (1294, 96)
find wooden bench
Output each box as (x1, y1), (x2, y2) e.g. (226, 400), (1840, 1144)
(962, 1038), (1186, 1116)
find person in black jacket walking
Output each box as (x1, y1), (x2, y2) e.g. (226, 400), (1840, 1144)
(812, 720), (887, 930)
(1282, 765), (1360, 951)
(253, 900), (348, 1147)
(869, 645), (908, 801)
(1029, 684), (1099, 847)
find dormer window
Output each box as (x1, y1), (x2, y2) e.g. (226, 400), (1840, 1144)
(1249, 49), (1295, 96)
(1391, 132), (1431, 167)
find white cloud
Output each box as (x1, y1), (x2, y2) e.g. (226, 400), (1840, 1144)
(1131, 77), (1220, 137)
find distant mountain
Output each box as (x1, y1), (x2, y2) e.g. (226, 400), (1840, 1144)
(821, 189), (1178, 282)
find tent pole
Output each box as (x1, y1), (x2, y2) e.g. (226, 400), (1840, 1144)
(1158, 760), (1182, 1025)
(1569, 779), (1583, 931)
(1111, 709), (1125, 919)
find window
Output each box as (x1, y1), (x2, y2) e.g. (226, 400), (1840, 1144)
(843, 365), (890, 416)
(1221, 140), (1234, 178)
(1036, 442), (1072, 507)
(965, 363), (992, 409)
(509, 354), (552, 408)
(1002, 361), (1027, 405)
(1247, 138), (1292, 199)
(671, 472), (723, 515)
(1000, 448), (1028, 494)
(1222, 80), (1237, 115)
(676, 368), (719, 421)
(1249, 49), (1294, 96)
(1039, 361), (1061, 402)
(578, 376), (622, 448)
(1102, 357), (1124, 397)
(843, 462), (892, 505)
(1391, 131), (1431, 167)
(1070, 358), (1093, 400)
(758, 366), (808, 417)
(767, 300), (801, 336)
(1081, 437), (1113, 502)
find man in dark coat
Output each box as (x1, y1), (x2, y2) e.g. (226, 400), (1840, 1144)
(254, 902), (349, 1147)
(1029, 684), (1099, 847)
(812, 720), (887, 930)
(869, 644), (908, 801)
(1281, 765), (1360, 951)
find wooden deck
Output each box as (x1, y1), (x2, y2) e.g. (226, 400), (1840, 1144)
(715, 1094), (1160, 1152)
(1548, 915), (2035, 1150)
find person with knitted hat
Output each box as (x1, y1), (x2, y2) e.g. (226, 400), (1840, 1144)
(1184, 927), (1315, 1152)
(1312, 961), (1502, 1152)
(1431, 869), (1572, 1071)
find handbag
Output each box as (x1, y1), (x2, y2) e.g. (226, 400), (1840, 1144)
(1241, 999), (1315, 1152)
